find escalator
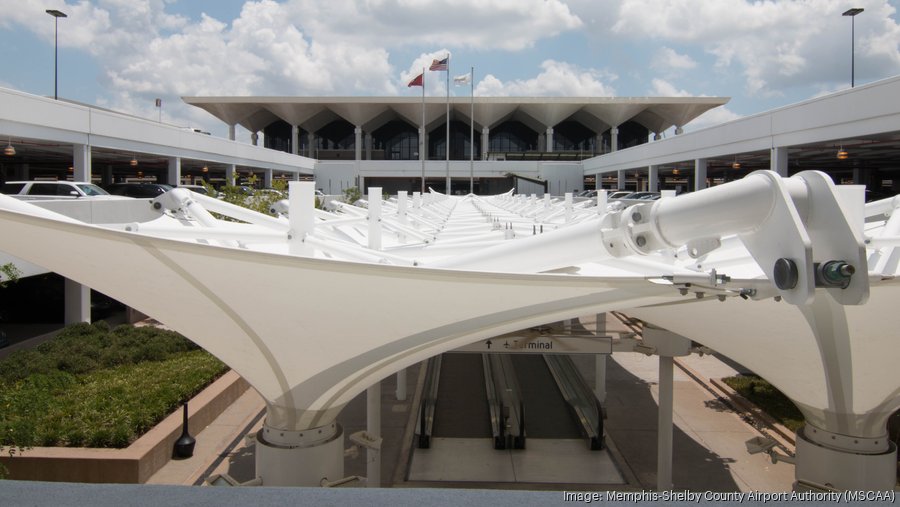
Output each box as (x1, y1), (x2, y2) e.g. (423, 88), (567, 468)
(416, 352), (604, 451)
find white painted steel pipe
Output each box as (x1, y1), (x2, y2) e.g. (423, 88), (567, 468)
(864, 195), (900, 217)
(368, 187), (382, 251)
(638, 172), (808, 251)
(159, 188), (220, 228)
(188, 190), (288, 231)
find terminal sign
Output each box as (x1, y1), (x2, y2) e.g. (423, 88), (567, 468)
(453, 335), (612, 355)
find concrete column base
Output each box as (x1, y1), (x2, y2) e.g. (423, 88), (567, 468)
(255, 419), (344, 487)
(795, 425), (897, 491)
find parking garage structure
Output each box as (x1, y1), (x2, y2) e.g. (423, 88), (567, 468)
(584, 75), (900, 197)
(0, 87), (314, 191)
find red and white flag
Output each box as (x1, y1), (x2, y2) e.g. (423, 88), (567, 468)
(407, 73), (424, 87)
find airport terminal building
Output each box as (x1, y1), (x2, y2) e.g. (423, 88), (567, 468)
(182, 96), (727, 195)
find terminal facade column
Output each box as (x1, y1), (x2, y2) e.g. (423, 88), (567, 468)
(102, 165), (113, 186)
(770, 146), (789, 177)
(481, 127), (489, 160)
(72, 144), (91, 182)
(694, 158), (708, 191)
(64, 278), (90, 325)
(610, 126), (619, 152)
(16, 163), (29, 180)
(251, 132), (259, 146)
(226, 164), (236, 186)
(264, 169), (273, 188)
(167, 157), (181, 186)
(648, 165), (659, 193)
(617, 169), (626, 190)
(354, 127), (362, 162)
(228, 124), (236, 141)
(291, 125), (300, 156)
(546, 127), (554, 152)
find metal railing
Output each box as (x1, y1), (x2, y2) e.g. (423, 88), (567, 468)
(544, 354), (604, 450)
(414, 355), (442, 449)
(483, 354), (526, 450)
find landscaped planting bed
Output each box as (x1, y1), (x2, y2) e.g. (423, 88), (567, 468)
(0, 321), (227, 449)
(722, 374), (804, 431)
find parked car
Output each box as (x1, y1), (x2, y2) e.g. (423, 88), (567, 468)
(105, 183), (173, 198)
(621, 191), (661, 201)
(0, 180), (123, 199)
(607, 191), (633, 200)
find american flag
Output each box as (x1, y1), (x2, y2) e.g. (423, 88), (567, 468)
(429, 57), (448, 71)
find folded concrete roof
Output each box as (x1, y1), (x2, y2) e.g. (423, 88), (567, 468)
(182, 96), (729, 135)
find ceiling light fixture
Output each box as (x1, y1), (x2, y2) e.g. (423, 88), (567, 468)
(731, 157), (741, 169)
(837, 146), (849, 160)
(672, 168), (680, 175)
(130, 154), (138, 167)
(3, 137), (15, 156)
(202, 165), (209, 173)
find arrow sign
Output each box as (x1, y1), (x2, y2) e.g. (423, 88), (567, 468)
(452, 335), (613, 355)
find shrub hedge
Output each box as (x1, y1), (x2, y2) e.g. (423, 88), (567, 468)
(0, 322), (227, 448)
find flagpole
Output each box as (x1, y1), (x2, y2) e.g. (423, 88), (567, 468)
(469, 66), (474, 195)
(421, 67), (425, 194)
(445, 53), (450, 194)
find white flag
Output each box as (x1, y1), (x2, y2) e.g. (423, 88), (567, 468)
(453, 73), (471, 85)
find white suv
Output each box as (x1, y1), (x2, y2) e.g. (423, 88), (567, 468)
(1, 181), (127, 200)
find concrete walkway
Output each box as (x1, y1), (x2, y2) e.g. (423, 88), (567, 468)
(571, 314), (795, 492)
(145, 315), (795, 492)
(147, 364), (422, 488)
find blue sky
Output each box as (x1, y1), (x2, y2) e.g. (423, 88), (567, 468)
(1, 0), (899, 141)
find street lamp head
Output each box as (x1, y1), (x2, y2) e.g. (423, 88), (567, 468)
(46, 9), (67, 18)
(842, 8), (864, 16)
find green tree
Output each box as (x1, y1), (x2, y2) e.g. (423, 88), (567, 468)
(342, 186), (361, 205)
(0, 263), (20, 288)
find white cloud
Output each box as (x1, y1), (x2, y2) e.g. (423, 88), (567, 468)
(649, 78), (691, 97)
(651, 47), (697, 72)
(605, 0), (900, 96)
(647, 78), (740, 131)
(0, 0), (397, 136)
(476, 60), (617, 96)
(286, 0), (582, 51)
(401, 49), (456, 96)
(685, 105), (742, 131)
(0, 0), (587, 136)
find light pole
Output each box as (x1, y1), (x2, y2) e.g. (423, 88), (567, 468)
(46, 9), (67, 100)
(842, 7), (864, 88)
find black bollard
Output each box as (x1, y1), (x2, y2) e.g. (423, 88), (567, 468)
(173, 403), (196, 458)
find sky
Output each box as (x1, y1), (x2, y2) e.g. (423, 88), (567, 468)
(1, 0), (899, 142)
